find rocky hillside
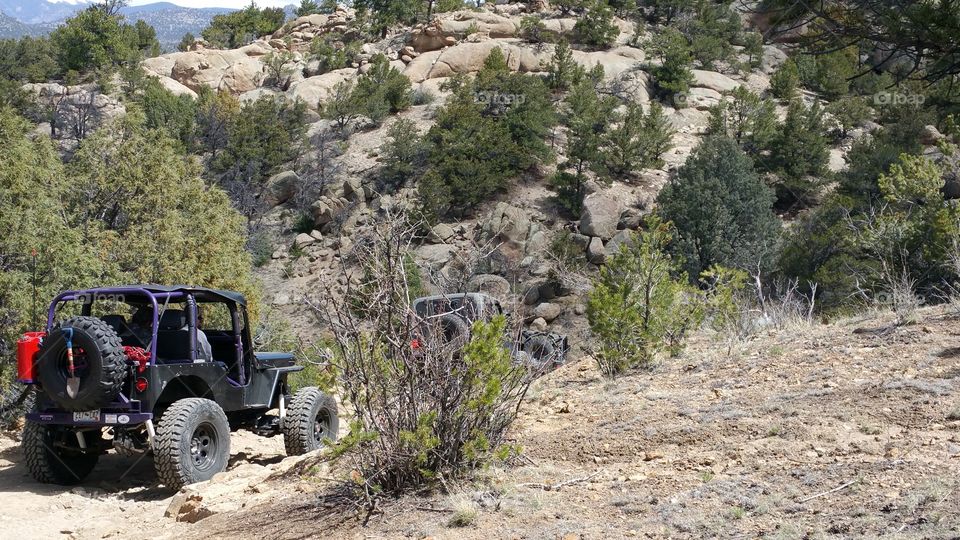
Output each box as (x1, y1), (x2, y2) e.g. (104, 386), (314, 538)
(129, 5), (803, 330)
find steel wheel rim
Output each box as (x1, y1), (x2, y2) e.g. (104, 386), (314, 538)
(190, 423), (218, 470)
(313, 410), (331, 444)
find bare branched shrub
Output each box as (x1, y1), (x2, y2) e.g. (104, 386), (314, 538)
(702, 265), (816, 353)
(307, 210), (531, 502)
(939, 223), (960, 317)
(702, 266), (757, 351)
(752, 272), (818, 330)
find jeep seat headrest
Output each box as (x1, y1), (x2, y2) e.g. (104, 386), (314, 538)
(158, 309), (187, 331)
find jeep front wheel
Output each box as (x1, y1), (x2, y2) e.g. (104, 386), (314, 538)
(154, 398), (230, 490)
(23, 422), (100, 485)
(282, 387), (339, 455)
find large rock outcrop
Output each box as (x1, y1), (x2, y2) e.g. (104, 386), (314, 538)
(408, 10), (520, 53)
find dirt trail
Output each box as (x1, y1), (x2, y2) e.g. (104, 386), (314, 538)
(0, 430), (301, 540)
(3, 307), (960, 539)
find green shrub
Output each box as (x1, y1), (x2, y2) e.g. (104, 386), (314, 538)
(550, 77), (617, 216)
(554, 0), (587, 15)
(309, 35), (362, 75)
(574, 0), (620, 49)
(656, 135), (781, 279)
(51, 4), (160, 74)
(545, 40), (585, 92)
(769, 59), (799, 100)
(681, 0), (742, 70)
(706, 86), (777, 157)
(700, 265), (754, 344)
(353, 0), (421, 38)
(295, 0), (336, 16)
(421, 51), (556, 219)
(212, 96), (308, 220)
(378, 118), (425, 192)
(810, 47), (858, 100)
(135, 78), (198, 149)
(321, 80), (361, 131)
(411, 88), (436, 105)
(648, 27), (695, 103)
(263, 50), (299, 90)
(603, 101), (674, 175)
(0, 36), (60, 83)
(640, 0), (693, 24)
(742, 31), (764, 70)
(351, 54), (412, 125)
(520, 15), (557, 44)
(587, 218), (703, 376)
(201, 3), (285, 49)
(825, 96), (873, 138)
(764, 99), (829, 207)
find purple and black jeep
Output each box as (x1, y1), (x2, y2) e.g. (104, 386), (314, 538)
(15, 285), (338, 489)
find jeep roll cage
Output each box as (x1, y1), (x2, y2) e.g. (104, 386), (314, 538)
(46, 285), (251, 374)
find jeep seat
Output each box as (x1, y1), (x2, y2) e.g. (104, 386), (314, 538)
(155, 309), (191, 363)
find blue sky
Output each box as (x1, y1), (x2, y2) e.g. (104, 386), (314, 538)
(48, 0), (294, 8)
(129, 0), (293, 6)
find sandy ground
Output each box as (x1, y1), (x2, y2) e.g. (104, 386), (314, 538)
(2, 306), (959, 539)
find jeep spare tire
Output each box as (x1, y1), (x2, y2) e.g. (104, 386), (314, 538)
(35, 316), (126, 412)
(436, 313), (470, 352)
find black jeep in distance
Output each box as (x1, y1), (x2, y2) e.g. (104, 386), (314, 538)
(16, 285), (338, 489)
(412, 292), (570, 371)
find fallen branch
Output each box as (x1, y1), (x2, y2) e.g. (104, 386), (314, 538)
(797, 480), (858, 503)
(415, 505), (451, 513)
(517, 471), (601, 491)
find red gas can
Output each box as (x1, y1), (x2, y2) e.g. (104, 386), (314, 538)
(16, 332), (45, 384)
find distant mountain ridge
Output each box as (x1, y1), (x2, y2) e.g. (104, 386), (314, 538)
(0, 1), (248, 50)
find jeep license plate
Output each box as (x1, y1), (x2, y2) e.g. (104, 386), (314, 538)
(73, 410), (100, 422)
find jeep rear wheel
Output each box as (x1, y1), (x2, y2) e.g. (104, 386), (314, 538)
(154, 398), (230, 490)
(23, 422), (101, 485)
(282, 387), (339, 455)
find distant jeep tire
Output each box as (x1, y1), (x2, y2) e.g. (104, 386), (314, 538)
(523, 334), (556, 370)
(282, 387), (339, 455)
(23, 421), (101, 485)
(154, 398), (230, 490)
(35, 316), (126, 412)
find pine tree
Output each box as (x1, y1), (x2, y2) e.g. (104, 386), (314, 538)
(649, 27), (695, 103)
(551, 78), (616, 216)
(765, 99), (829, 207)
(603, 101), (674, 175)
(545, 40), (584, 92)
(656, 136), (781, 278)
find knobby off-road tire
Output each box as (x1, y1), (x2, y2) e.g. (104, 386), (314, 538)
(154, 398), (231, 490)
(36, 316), (126, 412)
(23, 421), (100, 485)
(522, 334), (557, 371)
(282, 387), (339, 455)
